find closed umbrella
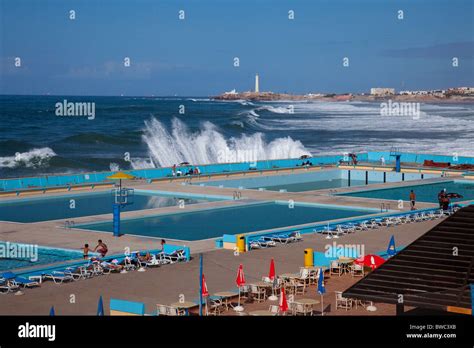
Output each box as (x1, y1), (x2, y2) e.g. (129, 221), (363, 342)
(317, 268), (326, 316)
(268, 258), (277, 301)
(202, 274), (209, 315)
(234, 264), (245, 312)
(279, 286), (288, 314)
(97, 295), (104, 316)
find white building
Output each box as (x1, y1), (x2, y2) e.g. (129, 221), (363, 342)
(370, 88), (395, 96)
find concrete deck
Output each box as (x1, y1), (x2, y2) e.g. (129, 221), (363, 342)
(0, 219), (442, 315)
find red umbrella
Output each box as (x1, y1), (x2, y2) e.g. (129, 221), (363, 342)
(355, 254), (386, 270)
(279, 286), (288, 313)
(201, 274), (209, 297)
(268, 258), (276, 281)
(234, 264), (246, 312)
(236, 264), (246, 287)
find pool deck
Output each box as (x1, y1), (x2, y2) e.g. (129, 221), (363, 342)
(0, 218), (443, 315)
(0, 167), (463, 257)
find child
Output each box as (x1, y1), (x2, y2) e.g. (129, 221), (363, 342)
(83, 244), (90, 259)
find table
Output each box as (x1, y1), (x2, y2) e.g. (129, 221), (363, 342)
(254, 281), (272, 287)
(170, 301), (197, 316)
(294, 298), (320, 315)
(170, 301), (196, 309)
(214, 291), (238, 309)
(294, 298), (320, 305)
(249, 310), (276, 316)
(279, 273), (300, 279)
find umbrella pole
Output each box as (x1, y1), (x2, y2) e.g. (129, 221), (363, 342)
(321, 294), (324, 316)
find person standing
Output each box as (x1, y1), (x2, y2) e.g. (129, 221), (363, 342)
(93, 239), (108, 258)
(409, 190), (416, 210)
(380, 156), (385, 166)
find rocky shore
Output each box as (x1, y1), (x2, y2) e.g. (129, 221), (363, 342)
(213, 91), (474, 103)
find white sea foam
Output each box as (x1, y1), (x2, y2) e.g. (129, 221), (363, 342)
(0, 147), (56, 168)
(134, 117), (310, 168)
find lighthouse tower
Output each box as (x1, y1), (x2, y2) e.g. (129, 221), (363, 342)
(255, 74), (259, 93)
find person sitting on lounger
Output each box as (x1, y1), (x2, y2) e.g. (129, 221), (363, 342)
(136, 251), (152, 263)
(94, 240), (108, 257)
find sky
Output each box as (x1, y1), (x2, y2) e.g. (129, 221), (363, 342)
(0, 0), (473, 96)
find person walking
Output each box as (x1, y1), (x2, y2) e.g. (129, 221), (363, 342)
(409, 190), (416, 210)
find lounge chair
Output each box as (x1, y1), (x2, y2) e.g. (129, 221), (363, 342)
(0, 279), (20, 294)
(146, 255), (161, 267)
(264, 233), (297, 244)
(249, 239), (276, 249)
(157, 250), (187, 264)
(43, 271), (74, 284)
(288, 231), (302, 241)
(11, 276), (40, 288)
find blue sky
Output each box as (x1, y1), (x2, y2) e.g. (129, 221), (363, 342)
(1, 0), (473, 96)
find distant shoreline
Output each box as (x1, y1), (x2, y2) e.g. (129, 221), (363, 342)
(213, 92), (474, 103)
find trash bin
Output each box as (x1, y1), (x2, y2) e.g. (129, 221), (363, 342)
(236, 234), (246, 253)
(304, 248), (313, 267)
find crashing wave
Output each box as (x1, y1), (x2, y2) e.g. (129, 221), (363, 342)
(0, 147), (56, 168)
(133, 117), (311, 168)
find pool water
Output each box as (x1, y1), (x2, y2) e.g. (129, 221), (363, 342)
(340, 181), (474, 203)
(0, 244), (83, 272)
(263, 179), (370, 192)
(0, 192), (209, 223)
(78, 202), (373, 241)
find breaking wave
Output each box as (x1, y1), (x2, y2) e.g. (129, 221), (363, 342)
(135, 117), (311, 168)
(0, 147), (57, 169)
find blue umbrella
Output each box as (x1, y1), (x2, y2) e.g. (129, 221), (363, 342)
(49, 306), (55, 316)
(387, 235), (396, 257)
(97, 296), (104, 316)
(317, 268), (326, 295)
(317, 268), (326, 316)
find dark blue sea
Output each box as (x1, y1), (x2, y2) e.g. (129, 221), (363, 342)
(0, 95), (473, 178)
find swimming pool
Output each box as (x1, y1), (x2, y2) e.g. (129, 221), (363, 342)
(340, 181), (474, 203)
(200, 169), (382, 192)
(77, 202), (374, 241)
(0, 191), (211, 223)
(0, 243), (84, 272)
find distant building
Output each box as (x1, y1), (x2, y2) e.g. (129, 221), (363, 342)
(224, 89), (237, 95)
(255, 74), (260, 93)
(370, 88), (395, 96)
(448, 87), (474, 95)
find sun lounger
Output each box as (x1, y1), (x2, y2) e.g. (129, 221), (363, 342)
(0, 279), (20, 294)
(11, 276), (40, 288)
(44, 271), (74, 284)
(249, 239), (276, 249)
(158, 250), (187, 264)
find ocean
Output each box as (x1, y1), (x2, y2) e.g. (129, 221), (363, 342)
(0, 95), (473, 178)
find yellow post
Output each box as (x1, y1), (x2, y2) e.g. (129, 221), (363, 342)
(304, 248), (313, 267)
(236, 234), (246, 253)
